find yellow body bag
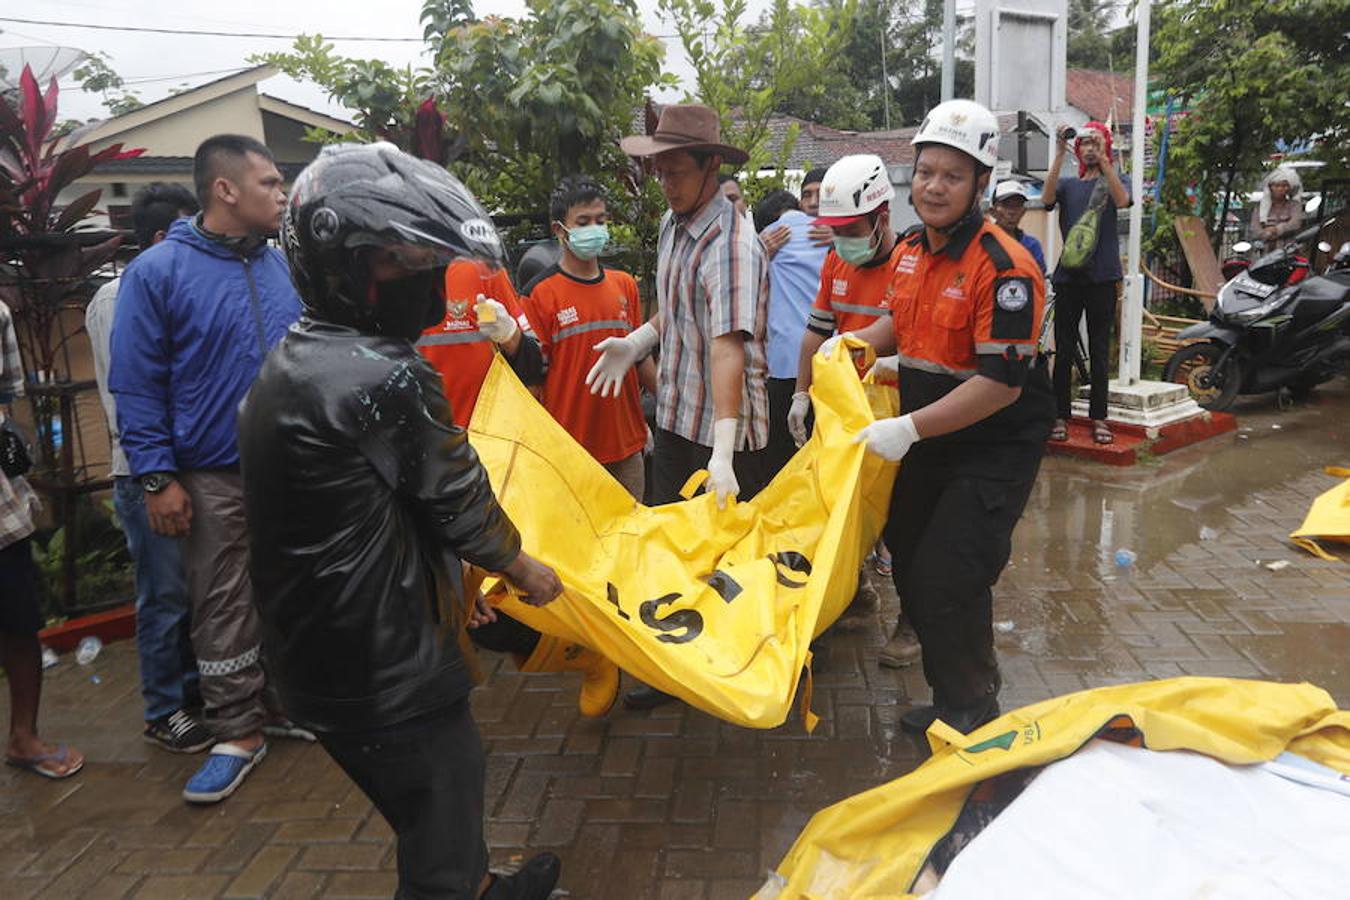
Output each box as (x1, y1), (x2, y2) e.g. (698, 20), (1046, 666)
(468, 339), (897, 729)
(1291, 466), (1350, 561)
(755, 676), (1350, 899)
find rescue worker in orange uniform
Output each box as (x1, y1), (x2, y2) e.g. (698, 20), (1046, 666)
(822, 100), (1054, 735)
(789, 153), (912, 652)
(416, 261), (542, 427)
(417, 260), (621, 718)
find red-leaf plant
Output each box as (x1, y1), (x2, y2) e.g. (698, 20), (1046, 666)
(0, 63), (144, 377)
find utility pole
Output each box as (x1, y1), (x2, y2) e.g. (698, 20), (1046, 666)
(941, 0), (956, 101)
(1119, 0), (1151, 386)
(880, 18), (892, 129)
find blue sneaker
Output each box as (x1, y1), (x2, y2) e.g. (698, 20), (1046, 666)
(182, 741), (267, 804)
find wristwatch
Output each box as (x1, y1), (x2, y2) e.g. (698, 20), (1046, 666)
(140, 472), (176, 493)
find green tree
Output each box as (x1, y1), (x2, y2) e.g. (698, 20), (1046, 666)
(1066, 0), (1120, 70)
(658, 0), (875, 196)
(888, 0), (974, 126)
(257, 0), (675, 281)
(1152, 0), (1349, 250)
(754, 0), (873, 132)
(72, 52), (143, 117)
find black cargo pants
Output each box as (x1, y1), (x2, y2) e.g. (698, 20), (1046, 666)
(883, 445), (1043, 710)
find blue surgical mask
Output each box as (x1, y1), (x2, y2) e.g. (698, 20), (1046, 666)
(561, 223), (610, 260)
(832, 218), (879, 266)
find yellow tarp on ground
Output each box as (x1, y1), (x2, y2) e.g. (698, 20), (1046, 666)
(468, 340), (898, 730)
(1291, 466), (1350, 561)
(755, 677), (1350, 899)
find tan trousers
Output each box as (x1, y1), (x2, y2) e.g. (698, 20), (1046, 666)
(602, 452), (645, 502)
(179, 470), (267, 740)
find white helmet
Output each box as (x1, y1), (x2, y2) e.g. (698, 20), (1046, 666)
(814, 154), (895, 225)
(912, 99), (1001, 169)
(993, 180), (1029, 203)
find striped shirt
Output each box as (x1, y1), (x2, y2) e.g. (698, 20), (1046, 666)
(1, 301), (39, 550)
(654, 193), (770, 450)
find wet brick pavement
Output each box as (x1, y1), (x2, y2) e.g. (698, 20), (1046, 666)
(3, 381), (1348, 899)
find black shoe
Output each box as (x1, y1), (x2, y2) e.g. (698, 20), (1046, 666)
(483, 852), (561, 900)
(622, 684), (676, 710)
(899, 698), (1000, 736)
(144, 709), (213, 753)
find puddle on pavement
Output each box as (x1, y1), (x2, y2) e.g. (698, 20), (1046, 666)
(1020, 379), (1349, 579)
(998, 379), (1349, 666)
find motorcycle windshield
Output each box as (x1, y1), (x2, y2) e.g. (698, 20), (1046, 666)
(1217, 273), (1280, 317)
(1246, 253), (1296, 285)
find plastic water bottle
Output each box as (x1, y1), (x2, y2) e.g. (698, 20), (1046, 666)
(41, 646), (59, 669)
(1114, 549), (1137, 568)
(75, 636), (102, 666)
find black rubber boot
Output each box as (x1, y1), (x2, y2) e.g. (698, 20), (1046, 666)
(483, 852), (561, 900)
(900, 697), (1000, 736)
(622, 684), (676, 710)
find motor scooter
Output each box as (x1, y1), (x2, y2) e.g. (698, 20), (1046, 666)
(1162, 214), (1350, 411)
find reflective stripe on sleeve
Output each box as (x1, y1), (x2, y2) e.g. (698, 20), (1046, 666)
(896, 353), (977, 380)
(976, 341), (1037, 358)
(416, 331), (489, 347)
(554, 319), (633, 344)
(830, 301), (888, 317)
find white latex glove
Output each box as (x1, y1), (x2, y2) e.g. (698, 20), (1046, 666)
(817, 331), (855, 359)
(854, 414), (921, 462)
(475, 295), (518, 344)
(706, 418), (740, 509)
(866, 355), (900, 382)
(587, 321), (658, 398)
(787, 391), (811, 447)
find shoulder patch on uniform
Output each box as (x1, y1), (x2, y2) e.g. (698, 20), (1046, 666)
(991, 276), (1035, 340)
(979, 231), (1015, 272)
(996, 279), (1030, 312)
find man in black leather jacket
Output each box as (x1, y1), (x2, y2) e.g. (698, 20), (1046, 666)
(239, 143), (563, 900)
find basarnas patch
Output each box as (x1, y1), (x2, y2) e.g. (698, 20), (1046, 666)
(996, 279), (1029, 312)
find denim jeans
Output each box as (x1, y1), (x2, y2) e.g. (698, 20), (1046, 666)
(114, 476), (197, 720)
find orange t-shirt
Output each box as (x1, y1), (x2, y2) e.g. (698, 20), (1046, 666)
(416, 261), (534, 428)
(810, 243), (903, 333)
(522, 264), (646, 464)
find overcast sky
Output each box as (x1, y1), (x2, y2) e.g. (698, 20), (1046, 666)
(0, 0), (779, 124)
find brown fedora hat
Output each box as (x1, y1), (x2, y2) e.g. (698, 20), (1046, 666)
(620, 103), (749, 165)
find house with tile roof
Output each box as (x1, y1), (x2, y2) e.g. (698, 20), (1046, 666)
(57, 65), (353, 230)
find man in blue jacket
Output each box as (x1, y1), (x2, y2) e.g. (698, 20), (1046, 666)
(109, 134), (301, 803)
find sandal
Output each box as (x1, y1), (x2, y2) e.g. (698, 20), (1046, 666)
(5, 744), (84, 780)
(1049, 419), (1069, 442)
(1092, 421), (1114, 445)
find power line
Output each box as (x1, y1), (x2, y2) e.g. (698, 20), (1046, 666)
(1, 14), (703, 44)
(0, 15), (423, 42)
(121, 67), (249, 85)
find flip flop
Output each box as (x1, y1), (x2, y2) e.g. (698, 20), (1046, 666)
(1092, 422), (1115, 445)
(5, 745), (84, 780)
(1050, 420), (1069, 442)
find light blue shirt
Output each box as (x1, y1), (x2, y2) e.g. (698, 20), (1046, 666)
(763, 210), (828, 379)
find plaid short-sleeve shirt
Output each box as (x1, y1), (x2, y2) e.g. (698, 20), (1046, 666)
(654, 194), (770, 450)
(1, 301), (38, 551)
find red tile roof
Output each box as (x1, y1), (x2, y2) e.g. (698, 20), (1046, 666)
(1065, 68), (1134, 125)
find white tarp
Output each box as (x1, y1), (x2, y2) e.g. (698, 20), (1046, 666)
(925, 739), (1350, 899)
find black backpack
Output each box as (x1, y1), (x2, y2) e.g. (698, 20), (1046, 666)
(0, 417), (33, 478)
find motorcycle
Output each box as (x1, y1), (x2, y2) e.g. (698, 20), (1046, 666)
(1162, 218), (1350, 411)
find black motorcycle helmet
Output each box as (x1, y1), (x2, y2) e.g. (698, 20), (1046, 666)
(282, 141), (505, 339)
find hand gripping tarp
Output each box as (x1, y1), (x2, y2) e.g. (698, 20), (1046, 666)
(755, 677), (1350, 899)
(1291, 466), (1350, 561)
(468, 339), (897, 729)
